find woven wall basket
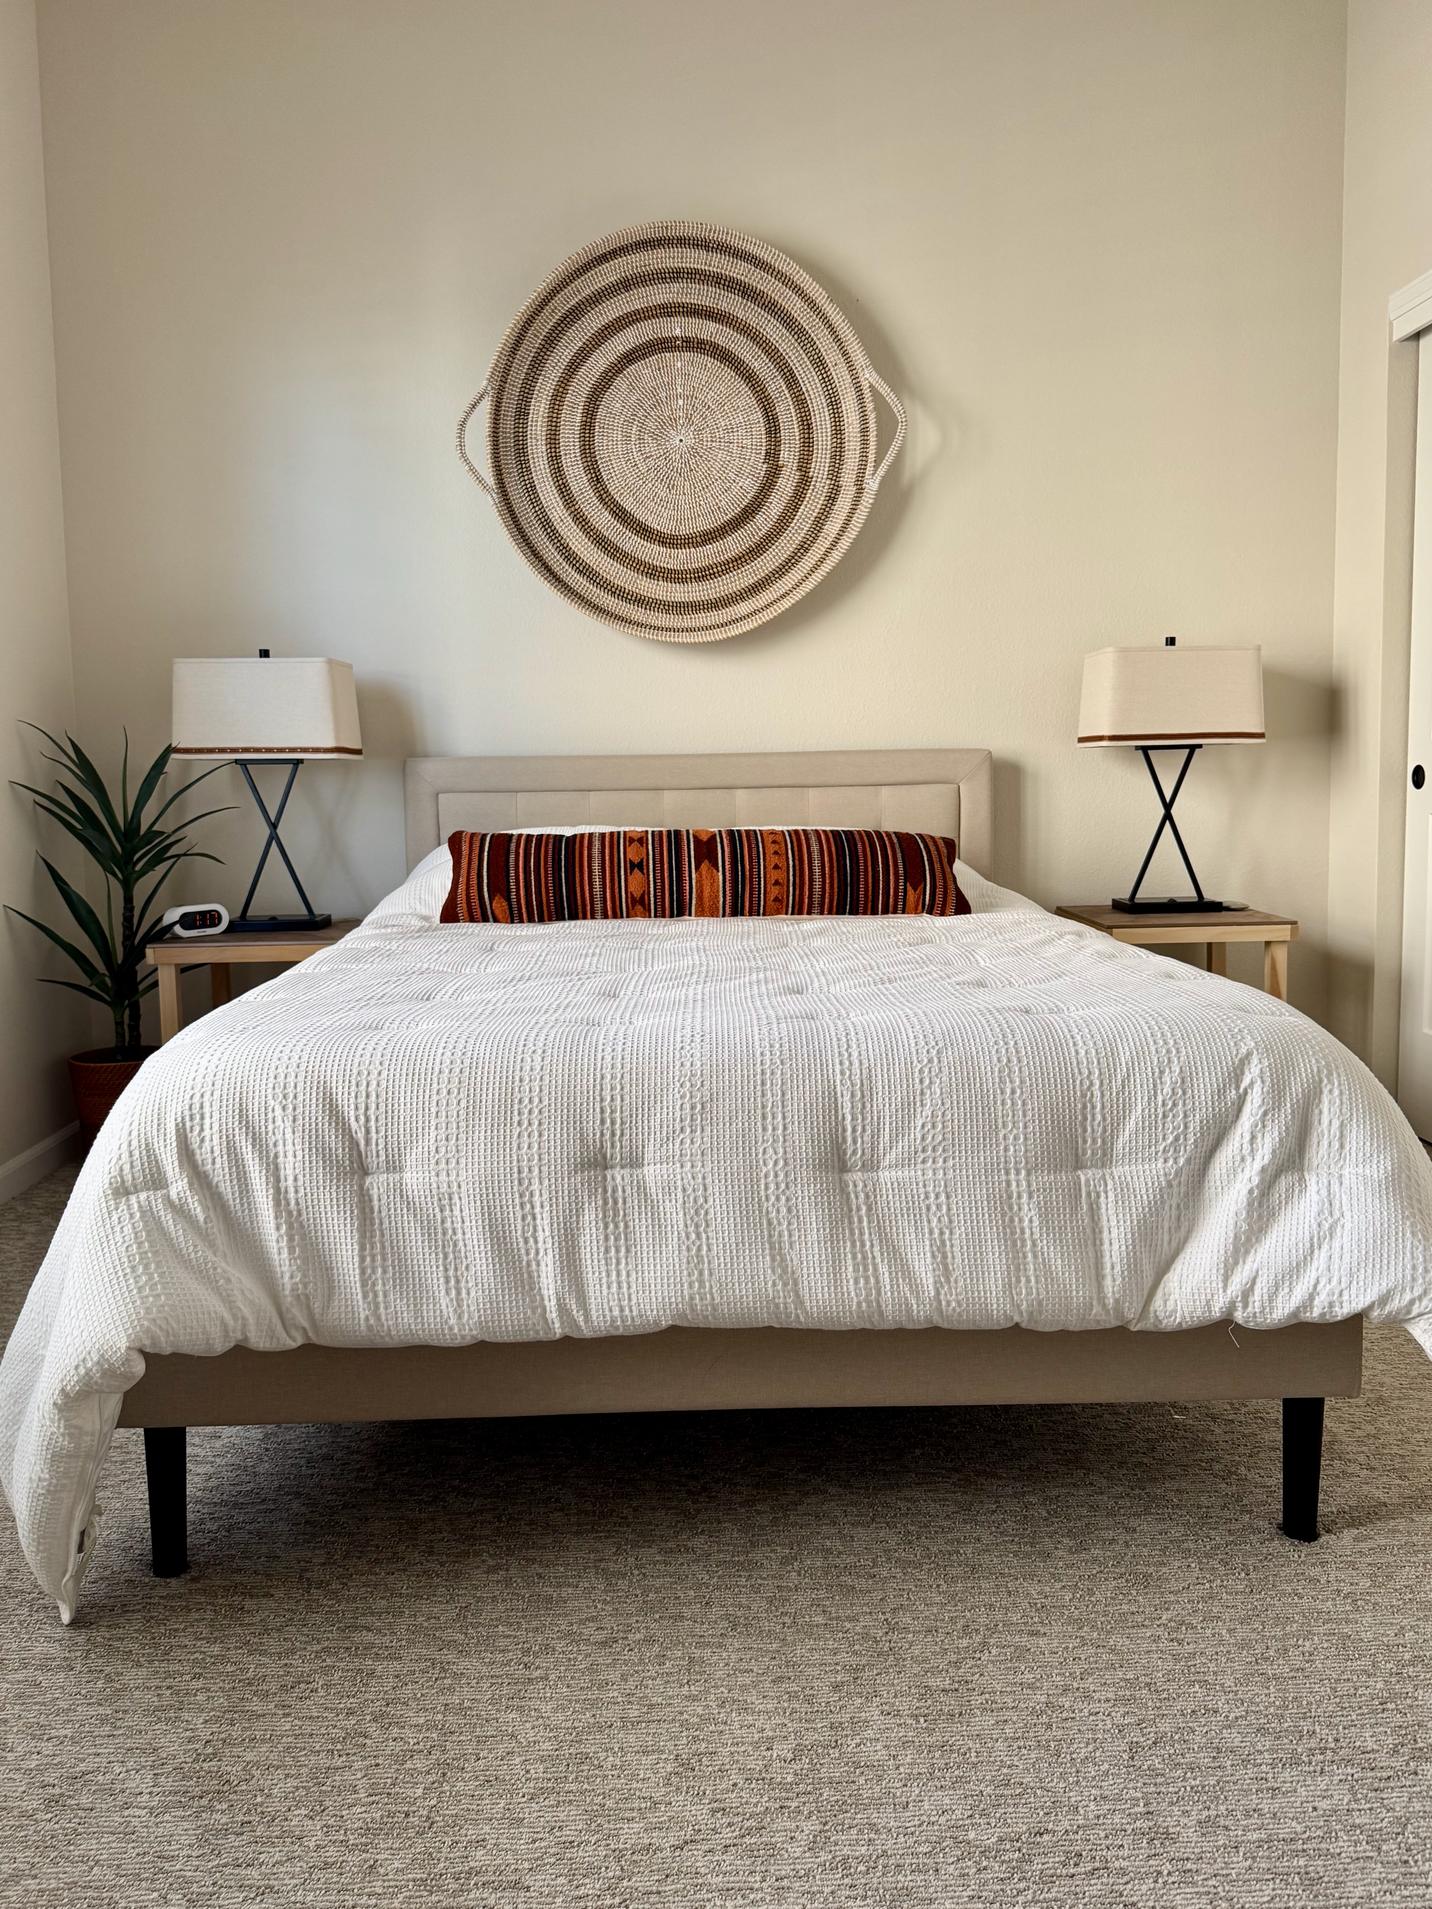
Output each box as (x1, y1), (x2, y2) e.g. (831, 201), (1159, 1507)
(457, 221), (907, 643)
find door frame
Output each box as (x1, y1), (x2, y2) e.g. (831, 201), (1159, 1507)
(1391, 271), (1432, 346)
(1375, 273), (1432, 1096)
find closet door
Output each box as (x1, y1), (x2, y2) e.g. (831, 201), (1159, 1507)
(1397, 329), (1432, 1136)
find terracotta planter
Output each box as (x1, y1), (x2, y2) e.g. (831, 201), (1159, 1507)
(68, 1047), (157, 1153)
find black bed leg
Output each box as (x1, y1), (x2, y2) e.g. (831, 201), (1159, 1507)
(1280, 1397), (1324, 1543)
(143, 1426), (189, 1577)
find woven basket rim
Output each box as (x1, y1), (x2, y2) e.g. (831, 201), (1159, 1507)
(481, 219), (875, 397)
(474, 220), (895, 643)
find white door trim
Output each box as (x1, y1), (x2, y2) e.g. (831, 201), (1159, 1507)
(1391, 269), (1432, 344)
(1396, 326), (1432, 1131)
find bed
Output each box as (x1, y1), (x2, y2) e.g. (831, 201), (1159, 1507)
(5, 747), (1430, 1622)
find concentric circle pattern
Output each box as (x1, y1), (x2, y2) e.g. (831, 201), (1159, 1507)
(476, 222), (895, 643)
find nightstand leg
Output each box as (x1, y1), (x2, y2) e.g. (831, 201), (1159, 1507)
(1264, 941), (1289, 1000)
(1207, 942), (1227, 977)
(210, 963), (232, 1011)
(157, 965), (182, 1044)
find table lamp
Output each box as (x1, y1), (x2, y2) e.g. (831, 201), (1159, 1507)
(171, 652), (361, 931)
(1077, 637), (1263, 914)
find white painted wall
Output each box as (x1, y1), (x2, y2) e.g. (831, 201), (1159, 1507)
(0, 0), (82, 1190)
(1326, 0), (1432, 1083)
(30, 0), (1348, 1017)
(15, 0), (1432, 1136)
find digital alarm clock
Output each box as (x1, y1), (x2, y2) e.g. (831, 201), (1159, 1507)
(160, 903), (230, 939)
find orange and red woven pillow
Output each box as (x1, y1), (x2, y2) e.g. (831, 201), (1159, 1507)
(441, 828), (969, 923)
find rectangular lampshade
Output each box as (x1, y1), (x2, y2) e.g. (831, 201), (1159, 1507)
(172, 657), (362, 759)
(1077, 645), (1264, 746)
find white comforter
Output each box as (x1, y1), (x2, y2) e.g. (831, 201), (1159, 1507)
(4, 853), (1432, 1618)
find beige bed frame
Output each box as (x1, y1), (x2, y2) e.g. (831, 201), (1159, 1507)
(120, 749), (1360, 1573)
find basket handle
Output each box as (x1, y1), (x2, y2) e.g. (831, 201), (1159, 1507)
(457, 387), (495, 500)
(866, 369), (907, 493)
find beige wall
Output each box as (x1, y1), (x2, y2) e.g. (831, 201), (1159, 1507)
(34, 0), (1346, 1008)
(0, 0), (81, 1188)
(1326, 0), (1432, 1082)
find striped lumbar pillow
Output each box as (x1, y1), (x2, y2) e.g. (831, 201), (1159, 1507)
(440, 828), (969, 923)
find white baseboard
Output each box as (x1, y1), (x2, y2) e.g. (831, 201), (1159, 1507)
(0, 1123), (80, 1205)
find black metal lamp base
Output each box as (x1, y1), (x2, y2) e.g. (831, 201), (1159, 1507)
(1116, 745), (1243, 916)
(232, 759), (329, 932)
(228, 913), (332, 934)
(1110, 895), (1243, 915)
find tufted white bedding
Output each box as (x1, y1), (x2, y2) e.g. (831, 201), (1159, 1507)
(4, 850), (1432, 1618)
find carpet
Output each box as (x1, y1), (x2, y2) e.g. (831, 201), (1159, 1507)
(2, 1167), (1430, 1909)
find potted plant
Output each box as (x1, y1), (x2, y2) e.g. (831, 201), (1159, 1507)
(9, 728), (230, 1148)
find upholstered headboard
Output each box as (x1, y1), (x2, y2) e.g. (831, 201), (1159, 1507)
(404, 750), (993, 877)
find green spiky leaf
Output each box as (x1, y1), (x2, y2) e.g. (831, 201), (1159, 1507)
(126, 744), (175, 834)
(143, 760), (230, 832)
(38, 977), (116, 1008)
(59, 733), (123, 836)
(36, 856), (118, 972)
(15, 729), (231, 1034)
(13, 789), (125, 881)
(7, 907), (110, 991)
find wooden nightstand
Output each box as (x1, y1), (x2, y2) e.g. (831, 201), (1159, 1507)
(1054, 904), (1298, 1000)
(148, 920), (358, 1042)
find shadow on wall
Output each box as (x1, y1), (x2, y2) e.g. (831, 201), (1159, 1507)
(990, 757), (1024, 895)
(769, 244), (930, 641)
(357, 677), (422, 763)
(1187, 659), (1339, 854)
(1216, 656), (1340, 1018)
(1262, 663), (1342, 744)
(317, 676), (422, 896)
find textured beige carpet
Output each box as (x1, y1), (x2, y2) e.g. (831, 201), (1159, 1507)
(2, 1169), (1431, 1908)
